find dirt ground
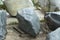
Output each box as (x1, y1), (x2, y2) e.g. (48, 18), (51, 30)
(5, 25), (46, 40)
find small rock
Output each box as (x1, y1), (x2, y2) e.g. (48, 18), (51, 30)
(16, 7), (40, 37)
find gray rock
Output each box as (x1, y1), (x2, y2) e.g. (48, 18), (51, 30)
(16, 8), (40, 37)
(45, 12), (60, 31)
(0, 10), (7, 40)
(46, 27), (60, 40)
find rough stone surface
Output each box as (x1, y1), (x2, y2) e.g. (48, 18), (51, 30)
(35, 10), (44, 21)
(16, 8), (40, 37)
(0, 10), (7, 40)
(46, 28), (60, 40)
(45, 12), (60, 31)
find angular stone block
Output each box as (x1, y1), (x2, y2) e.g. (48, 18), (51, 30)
(16, 8), (40, 37)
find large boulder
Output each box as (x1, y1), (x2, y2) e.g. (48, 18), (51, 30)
(46, 27), (60, 40)
(16, 7), (40, 37)
(0, 10), (7, 40)
(4, 0), (34, 16)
